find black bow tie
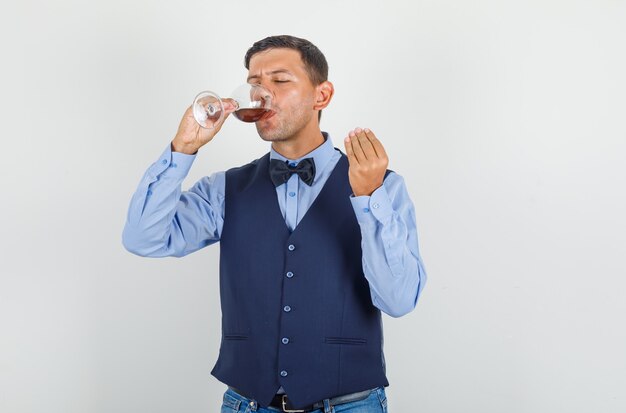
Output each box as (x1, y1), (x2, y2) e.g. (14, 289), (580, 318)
(269, 158), (316, 187)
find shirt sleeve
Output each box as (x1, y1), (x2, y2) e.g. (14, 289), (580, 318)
(350, 172), (427, 317)
(122, 143), (226, 257)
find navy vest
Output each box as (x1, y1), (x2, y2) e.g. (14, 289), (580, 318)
(210, 151), (389, 409)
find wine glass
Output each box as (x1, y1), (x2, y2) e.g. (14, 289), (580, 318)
(192, 83), (273, 129)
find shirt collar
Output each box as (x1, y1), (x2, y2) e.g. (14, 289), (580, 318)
(269, 131), (335, 183)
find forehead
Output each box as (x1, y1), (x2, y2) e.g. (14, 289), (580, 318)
(247, 48), (306, 74)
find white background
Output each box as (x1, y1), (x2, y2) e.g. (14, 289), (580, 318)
(1, 1), (625, 412)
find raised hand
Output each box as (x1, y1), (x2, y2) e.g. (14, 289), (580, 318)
(344, 127), (389, 196)
(171, 99), (237, 154)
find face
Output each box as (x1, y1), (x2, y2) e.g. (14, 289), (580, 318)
(246, 48), (318, 142)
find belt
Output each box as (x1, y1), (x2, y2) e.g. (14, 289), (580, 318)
(228, 386), (375, 412)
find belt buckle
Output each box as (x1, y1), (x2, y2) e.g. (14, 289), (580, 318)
(281, 395), (305, 413)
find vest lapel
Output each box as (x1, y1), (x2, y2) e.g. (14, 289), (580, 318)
(288, 151), (348, 236)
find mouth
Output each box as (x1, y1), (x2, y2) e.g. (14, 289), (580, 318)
(263, 110), (277, 120)
(257, 110), (277, 123)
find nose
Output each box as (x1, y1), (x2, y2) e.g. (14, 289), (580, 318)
(252, 83), (275, 109)
(258, 81), (276, 99)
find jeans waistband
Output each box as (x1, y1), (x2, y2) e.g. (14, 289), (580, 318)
(227, 386), (379, 412)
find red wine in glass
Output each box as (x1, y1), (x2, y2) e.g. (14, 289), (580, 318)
(233, 108), (272, 122)
(193, 83), (273, 128)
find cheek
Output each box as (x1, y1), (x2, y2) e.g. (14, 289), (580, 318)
(276, 87), (314, 106)
(279, 89), (301, 105)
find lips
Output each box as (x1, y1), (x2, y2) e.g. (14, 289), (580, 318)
(258, 110), (277, 122)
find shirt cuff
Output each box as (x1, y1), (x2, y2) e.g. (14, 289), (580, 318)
(148, 143), (196, 178)
(350, 184), (394, 224)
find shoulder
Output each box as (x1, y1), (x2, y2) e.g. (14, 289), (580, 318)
(225, 153), (269, 177)
(224, 153), (271, 193)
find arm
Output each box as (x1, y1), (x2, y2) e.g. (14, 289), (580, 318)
(344, 127), (427, 317)
(121, 143), (226, 257)
(350, 173), (426, 317)
(122, 103), (235, 257)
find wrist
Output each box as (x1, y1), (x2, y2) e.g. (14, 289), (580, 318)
(353, 182), (383, 197)
(171, 139), (199, 155)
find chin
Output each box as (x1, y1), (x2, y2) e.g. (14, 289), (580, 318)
(256, 124), (286, 142)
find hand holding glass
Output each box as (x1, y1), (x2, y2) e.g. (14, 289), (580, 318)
(192, 83), (273, 129)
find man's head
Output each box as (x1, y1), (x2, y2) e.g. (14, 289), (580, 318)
(244, 35), (333, 143)
(245, 35), (329, 90)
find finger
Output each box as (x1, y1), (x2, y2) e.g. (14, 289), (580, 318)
(344, 135), (358, 165)
(222, 98), (238, 114)
(184, 105), (195, 120)
(364, 128), (387, 159)
(355, 127), (377, 160)
(348, 129), (366, 163)
(209, 100), (237, 129)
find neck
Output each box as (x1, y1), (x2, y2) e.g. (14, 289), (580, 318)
(271, 124), (325, 160)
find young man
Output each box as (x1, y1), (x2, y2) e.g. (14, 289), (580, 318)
(123, 35), (426, 413)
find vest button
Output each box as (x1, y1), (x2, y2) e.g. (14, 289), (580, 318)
(280, 370), (288, 377)
(282, 337), (289, 344)
(288, 244), (295, 251)
(286, 271), (294, 278)
(283, 305), (291, 312)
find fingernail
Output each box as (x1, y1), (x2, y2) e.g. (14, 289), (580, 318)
(364, 128), (370, 133)
(355, 127), (362, 133)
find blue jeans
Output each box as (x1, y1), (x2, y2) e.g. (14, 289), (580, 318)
(220, 387), (388, 413)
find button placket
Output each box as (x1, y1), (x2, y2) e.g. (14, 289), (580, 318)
(285, 176), (298, 230)
(280, 238), (299, 384)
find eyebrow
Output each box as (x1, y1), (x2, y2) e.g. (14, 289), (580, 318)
(247, 69), (293, 82)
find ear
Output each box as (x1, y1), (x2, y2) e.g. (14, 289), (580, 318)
(313, 81), (334, 111)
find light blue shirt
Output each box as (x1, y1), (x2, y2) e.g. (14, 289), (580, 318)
(122, 133), (426, 318)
